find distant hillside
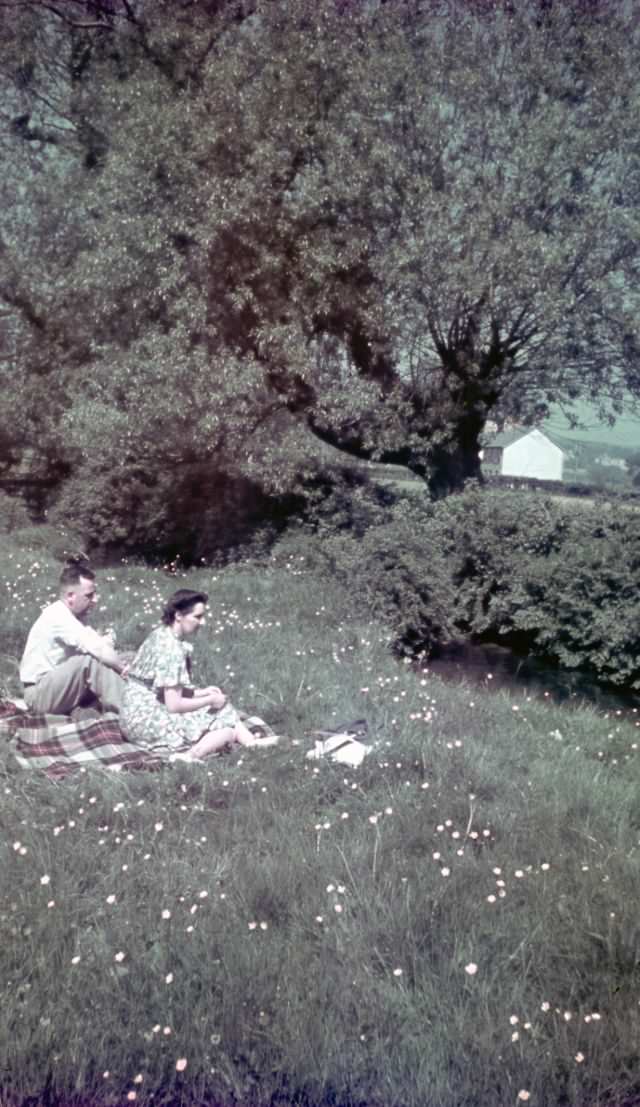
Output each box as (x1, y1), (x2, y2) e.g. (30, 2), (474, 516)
(548, 435), (635, 462)
(544, 402), (640, 449)
(542, 433), (636, 489)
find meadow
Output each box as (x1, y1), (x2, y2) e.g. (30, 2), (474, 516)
(1, 533), (640, 1107)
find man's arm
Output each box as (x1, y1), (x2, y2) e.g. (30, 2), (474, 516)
(77, 626), (127, 673)
(60, 609), (127, 674)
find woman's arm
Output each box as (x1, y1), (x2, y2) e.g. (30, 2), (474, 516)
(163, 685), (226, 714)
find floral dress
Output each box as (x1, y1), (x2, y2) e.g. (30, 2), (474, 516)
(121, 625), (240, 754)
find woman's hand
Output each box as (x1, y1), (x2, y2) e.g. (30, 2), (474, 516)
(164, 685), (227, 713)
(204, 686), (227, 710)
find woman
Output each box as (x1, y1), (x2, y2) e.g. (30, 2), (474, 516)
(121, 589), (277, 760)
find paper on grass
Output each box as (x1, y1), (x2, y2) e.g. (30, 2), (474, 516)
(306, 732), (372, 767)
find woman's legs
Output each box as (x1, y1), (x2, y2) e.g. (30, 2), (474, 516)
(185, 721), (279, 760)
(233, 720), (279, 748)
(186, 726), (237, 759)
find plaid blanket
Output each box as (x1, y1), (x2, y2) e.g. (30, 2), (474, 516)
(0, 701), (278, 780)
(0, 700), (164, 779)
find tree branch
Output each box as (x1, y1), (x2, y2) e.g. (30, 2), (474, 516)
(40, 3), (113, 30)
(0, 283), (47, 333)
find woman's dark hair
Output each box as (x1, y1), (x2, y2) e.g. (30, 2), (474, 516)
(161, 589), (209, 625)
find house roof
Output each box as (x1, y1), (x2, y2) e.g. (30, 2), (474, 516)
(486, 428), (530, 448)
(485, 427), (565, 453)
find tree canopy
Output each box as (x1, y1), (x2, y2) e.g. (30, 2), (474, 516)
(1, 0), (639, 527)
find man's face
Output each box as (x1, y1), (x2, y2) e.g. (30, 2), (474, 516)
(65, 576), (98, 619)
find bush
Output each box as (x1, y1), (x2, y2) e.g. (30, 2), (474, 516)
(47, 459), (299, 565)
(291, 462), (402, 537)
(442, 489), (640, 687)
(424, 485), (570, 639)
(509, 512), (640, 686)
(47, 455), (405, 566)
(428, 487), (640, 687)
(306, 484), (640, 688)
(279, 495), (457, 651)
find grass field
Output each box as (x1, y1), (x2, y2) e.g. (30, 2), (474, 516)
(1, 533), (640, 1107)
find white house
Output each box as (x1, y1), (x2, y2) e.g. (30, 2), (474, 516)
(481, 427), (565, 481)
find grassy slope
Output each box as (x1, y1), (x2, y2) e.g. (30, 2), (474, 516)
(1, 537), (639, 1107)
(544, 401), (640, 449)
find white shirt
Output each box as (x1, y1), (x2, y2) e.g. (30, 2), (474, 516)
(20, 600), (116, 684)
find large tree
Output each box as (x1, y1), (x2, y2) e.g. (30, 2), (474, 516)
(1, 0), (639, 506)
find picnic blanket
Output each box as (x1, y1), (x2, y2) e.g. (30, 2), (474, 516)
(0, 699), (165, 779)
(0, 701), (279, 780)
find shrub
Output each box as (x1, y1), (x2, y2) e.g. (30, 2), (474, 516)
(47, 459), (299, 565)
(289, 495), (457, 651)
(47, 455), (404, 565)
(508, 511), (640, 686)
(308, 484), (640, 687)
(432, 489), (640, 687)
(291, 462), (402, 538)
(424, 484), (570, 639)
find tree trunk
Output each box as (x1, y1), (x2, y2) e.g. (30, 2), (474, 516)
(422, 369), (489, 497)
(426, 420), (484, 499)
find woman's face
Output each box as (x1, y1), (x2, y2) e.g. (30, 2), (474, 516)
(173, 601), (207, 638)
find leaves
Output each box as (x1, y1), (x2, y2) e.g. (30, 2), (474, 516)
(1, 0), (639, 509)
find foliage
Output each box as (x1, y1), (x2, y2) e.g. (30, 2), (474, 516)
(45, 445), (402, 563)
(0, 0), (639, 504)
(295, 494), (457, 652)
(290, 462), (403, 539)
(426, 489), (640, 689)
(305, 486), (640, 688)
(508, 508), (640, 687)
(1, 548), (640, 1107)
(47, 455), (300, 564)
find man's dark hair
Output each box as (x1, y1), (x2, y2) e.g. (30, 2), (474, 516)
(59, 558), (95, 589)
(161, 589), (209, 625)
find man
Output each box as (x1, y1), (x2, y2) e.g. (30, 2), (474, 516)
(20, 560), (128, 715)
